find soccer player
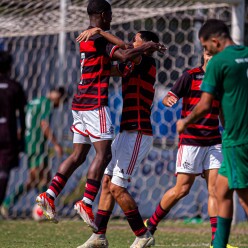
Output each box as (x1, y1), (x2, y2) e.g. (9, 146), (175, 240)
(1, 87), (64, 217)
(144, 49), (232, 248)
(177, 19), (248, 248)
(0, 51), (26, 215)
(75, 28), (160, 248)
(36, 0), (165, 224)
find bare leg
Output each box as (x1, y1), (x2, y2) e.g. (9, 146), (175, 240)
(87, 140), (112, 181)
(160, 173), (195, 210)
(57, 143), (91, 177)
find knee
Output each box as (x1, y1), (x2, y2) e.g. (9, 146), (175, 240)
(172, 185), (191, 199)
(208, 185), (217, 199)
(109, 183), (124, 199)
(102, 175), (111, 191)
(70, 150), (87, 165)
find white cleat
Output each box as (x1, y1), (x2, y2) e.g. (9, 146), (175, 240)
(77, 233), (108, 248)
(130, 231), (155, 248)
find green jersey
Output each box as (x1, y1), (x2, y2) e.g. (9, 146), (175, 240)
(201, 45), (248, 147)
(25, 97), (52, 155)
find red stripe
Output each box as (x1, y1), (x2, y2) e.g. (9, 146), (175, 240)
(81, 71), (110, 80)
(183, 97), (219, 107)
(109, 45), (119, 58)
(181, 110), (219, 119)
(121, 118), (151, 124)
(127, 133), (142, 175)
(78, 83), (108, 89)
(102, 107), (106, 133)
(168, 91), (179, 100)
(84, 193), (94, 200)
(86, 184), (98, 193)
(134, 227), (147, 237)
(71, 124), (89, 137)
(148, 65), (156, 77)
(80, 40), (96, 52)
(99, 108), (103, 134)
(50, 186), (59, 195)
(177, 145), (183, 167)
(74, 94), (108, 99)
(191, 80), (201, 90)
(179, 134), (221, 140)
(86, 130), (101, 139)
(187, 124), (219, 130)
(122, 106), (150, 115)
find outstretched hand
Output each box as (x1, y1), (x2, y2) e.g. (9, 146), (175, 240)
(76, 27), (101, 42)
(146, 41), (167, 54)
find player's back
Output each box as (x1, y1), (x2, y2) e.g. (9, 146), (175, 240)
(120, 55), (156, 135)
(72, 31), (118, 111)
(212, 45), (248, 146)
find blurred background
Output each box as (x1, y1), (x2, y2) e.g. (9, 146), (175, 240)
(0, 0), (247, 222)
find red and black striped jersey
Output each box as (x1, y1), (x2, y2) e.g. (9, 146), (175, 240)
(119, 55), (156, 136)
(169, 66), (221, 146)
(72, 29), (119, 111)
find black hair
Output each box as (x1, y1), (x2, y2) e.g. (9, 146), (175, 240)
(138, 31), (159, 43)
(0, 51), (12, 74)
(198, 19), (231, 41)
(87, 0), (111, 15)
(50, 86), (65, 97)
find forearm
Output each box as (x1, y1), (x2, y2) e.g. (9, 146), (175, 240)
(99, 30), (126, 49)
(41, 121), (58, 146)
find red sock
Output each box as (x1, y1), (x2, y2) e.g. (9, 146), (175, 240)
(46, 173), (68, 199)
(124, 207), (147, 236)
(149, 203), (169, 227)
(95, 209), (112, 234)
(210, 216), (217, 243)
(83, 179), (101, 204)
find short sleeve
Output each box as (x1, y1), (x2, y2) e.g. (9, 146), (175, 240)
(170, 71), (192, 99)
(116, 61), (135, 77)
(201, 58), (222, 96)
(106, 42), (119, 58)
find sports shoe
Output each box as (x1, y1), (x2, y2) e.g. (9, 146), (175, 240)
(36, 192), (58, 223)
(74, 200), (98, 232)
(77, 233), (108, 248)
(0, 205), (9, 219)
(210, 244), (238, 248)
(143, 219), (157, 235)
(130, 231), (155, 248)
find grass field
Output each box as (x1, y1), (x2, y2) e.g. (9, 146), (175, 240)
(0, 219), (247, 248)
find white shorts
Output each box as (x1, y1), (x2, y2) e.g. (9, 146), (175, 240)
(71, 107), (114, 144)
(105, 131), (153, 188)
(176, 144), (222, 174)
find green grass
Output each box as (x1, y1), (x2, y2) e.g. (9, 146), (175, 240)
(0, 219), (247, 248)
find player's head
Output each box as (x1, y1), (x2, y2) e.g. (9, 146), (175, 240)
(87, 0), (112, 31)
(49, 86), (65, 107)
(201, 48), (212, 71)
(132, 31), (159, 54)
(198, 19), (232, 55)
(0, 51), (12, 75)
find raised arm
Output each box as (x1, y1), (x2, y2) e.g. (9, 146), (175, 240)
(76, 27), (127, 49)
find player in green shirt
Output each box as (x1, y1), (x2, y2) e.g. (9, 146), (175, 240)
(177, 19), (248, 248)
(1, 88), (64, 217)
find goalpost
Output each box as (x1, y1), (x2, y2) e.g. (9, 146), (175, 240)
(0, 0), (246, 221)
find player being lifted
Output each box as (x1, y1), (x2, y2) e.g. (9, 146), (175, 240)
(76, 27), (163, 248)
(144, 49), (237, 248)
(36, 0), (165, 225)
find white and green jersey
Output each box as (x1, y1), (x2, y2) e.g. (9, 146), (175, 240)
(25, 97), (52, 155)
(201, 45), (248, 147)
